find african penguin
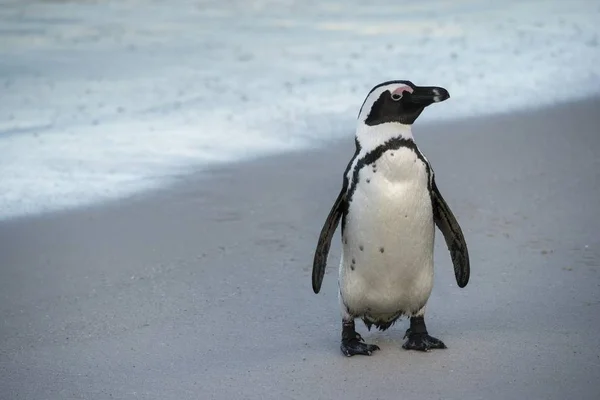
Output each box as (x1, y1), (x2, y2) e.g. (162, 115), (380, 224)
(312, 80), (470, 356)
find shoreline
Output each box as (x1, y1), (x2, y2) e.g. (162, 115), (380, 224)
(3, 0), (600, 223)
(1, 95), (597, 225)
(1, 98), (600, 399)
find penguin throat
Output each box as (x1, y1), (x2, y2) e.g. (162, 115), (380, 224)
(355, 122), (414, 151)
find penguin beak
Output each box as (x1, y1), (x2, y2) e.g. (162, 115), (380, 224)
(408, 86), (450, 105)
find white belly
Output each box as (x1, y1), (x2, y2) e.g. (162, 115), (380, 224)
(340, 147), (434, 317)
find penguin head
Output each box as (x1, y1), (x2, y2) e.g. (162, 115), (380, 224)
(357, 80), (450, 127)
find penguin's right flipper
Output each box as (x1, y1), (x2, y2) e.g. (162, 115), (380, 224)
(431, 179), (470, 288)
(312, 188), (346, 294)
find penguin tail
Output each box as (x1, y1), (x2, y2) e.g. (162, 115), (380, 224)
(362, 314), (402, 332)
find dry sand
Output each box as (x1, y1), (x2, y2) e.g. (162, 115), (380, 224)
(1, 100), (600, 399)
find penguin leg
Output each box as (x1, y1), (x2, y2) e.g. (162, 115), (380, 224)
(339, 297), (380, 357)
(402, 307), (447, 352)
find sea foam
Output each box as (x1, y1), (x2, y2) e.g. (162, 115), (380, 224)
(1, 0), (599, 219)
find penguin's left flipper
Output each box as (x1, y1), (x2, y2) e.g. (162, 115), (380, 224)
(312, 188), (346, 294)
(431, 179), (470, 288)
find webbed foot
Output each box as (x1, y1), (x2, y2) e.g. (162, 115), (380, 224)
(341, 320), (380, 357)
(402, 315), (447, 352)
(402, 331), (447, 351)
(341, 332), (380, 356)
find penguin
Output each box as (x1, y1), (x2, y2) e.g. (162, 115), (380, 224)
(312, 80), (470, 357)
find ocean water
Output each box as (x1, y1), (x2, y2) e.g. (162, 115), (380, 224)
(1, 0), (599, 220)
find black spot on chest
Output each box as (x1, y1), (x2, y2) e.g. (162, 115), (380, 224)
(341, 137), (432, 237)
(347, 137), (431, 203)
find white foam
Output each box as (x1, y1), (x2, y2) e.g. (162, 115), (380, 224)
(1, 0), (599, 220)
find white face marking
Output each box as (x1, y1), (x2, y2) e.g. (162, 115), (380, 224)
(357, 83), (413, 124)
(354, 83), (416, 153)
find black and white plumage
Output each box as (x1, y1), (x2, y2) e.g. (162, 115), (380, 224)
(312, 80), (470, 356)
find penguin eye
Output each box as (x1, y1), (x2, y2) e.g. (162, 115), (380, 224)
(391, 93), (402, 101)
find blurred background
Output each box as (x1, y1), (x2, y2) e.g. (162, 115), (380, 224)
(1, 0), (599, 219)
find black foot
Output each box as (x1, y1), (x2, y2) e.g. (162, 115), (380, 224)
(341, 333), (380, 357)
(402, 331), (447, 352)
(341, 320), (380, 357)
(402, 316), (447, 352)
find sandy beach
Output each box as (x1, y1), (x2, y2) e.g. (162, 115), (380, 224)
(1, 98), (600, 399)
